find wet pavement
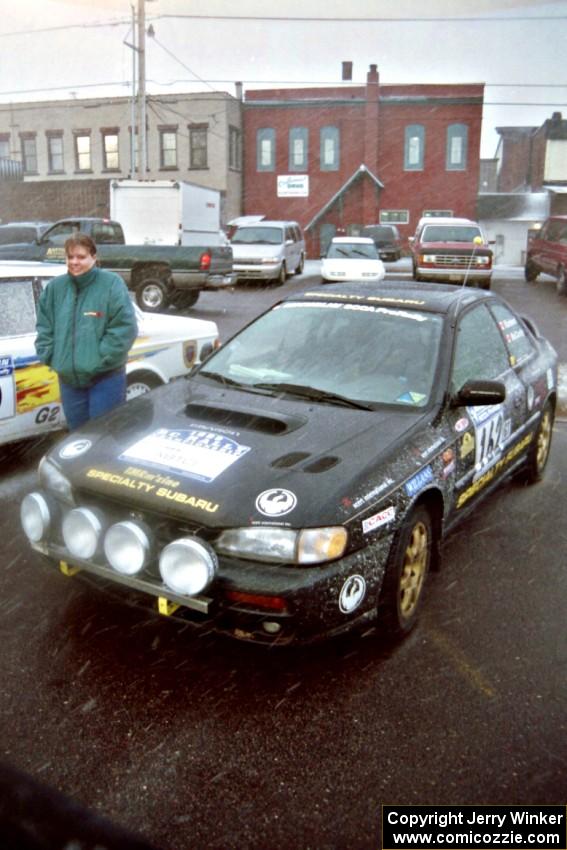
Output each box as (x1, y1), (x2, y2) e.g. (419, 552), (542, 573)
(1, 265), (566, 850)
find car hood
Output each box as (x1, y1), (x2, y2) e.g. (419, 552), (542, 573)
(52, 378), (430, 528)
(322, 258), (384, 276)
(417, 240), (491, 253)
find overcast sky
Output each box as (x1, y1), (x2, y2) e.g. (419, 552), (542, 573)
(1, 0), (566, 157)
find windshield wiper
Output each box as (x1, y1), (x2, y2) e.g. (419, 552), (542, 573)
(198, 370), (246, 388)
(252, 382), (373, 410)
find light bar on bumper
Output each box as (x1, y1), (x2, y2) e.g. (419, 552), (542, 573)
(215, 526), (348, 564)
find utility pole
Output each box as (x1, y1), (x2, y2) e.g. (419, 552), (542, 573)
(130, 4), (137, 175)
(137, 0), (147, 175)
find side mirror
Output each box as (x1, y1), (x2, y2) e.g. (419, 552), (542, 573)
(451, 379), (506, 408)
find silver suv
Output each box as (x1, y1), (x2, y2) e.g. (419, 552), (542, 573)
(230, 220), (305, 285)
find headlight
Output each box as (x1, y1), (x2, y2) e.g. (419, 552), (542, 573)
(421, 254), (437, 263)
(104, 521), (151, 575)
(20, 492), (52, 543)
(39, 456), (74, 504)
(216, 526), (348, 565)
(261, 257), (277, 264)
(159, 537), (218, 596)
(62, 507), (106, 559)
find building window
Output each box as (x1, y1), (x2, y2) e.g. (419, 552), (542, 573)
(159, 127), (177, 169)
(74, 133), (91, 171)
(446, 124), (468, 170)
(380, 210), (409, 224)
(229, 125), (241, 170)
(102, 130), (120, 171)
(404, 124), (425, 171)
(20, 134), (38, 174)
(0, 135), (10, 160)
(422, 209), (453, 218)
(289, 127), (308, 171)
(189, 124), (208, 169)
(320, 126), (339, 171)
(257, 128), (275, 171)
(46, 133), (64, 173)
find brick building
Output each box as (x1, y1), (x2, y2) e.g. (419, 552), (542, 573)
(492, 111), (567, 193)
(242, 65), (485, 256)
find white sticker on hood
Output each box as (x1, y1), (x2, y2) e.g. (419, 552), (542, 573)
(59, 438), (92, 459)
(120, 428), (250, 483)
(255, 488), (297, 517)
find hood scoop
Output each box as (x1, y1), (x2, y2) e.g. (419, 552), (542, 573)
(270, 452), (341, 473)
(184, 401), (306, 435)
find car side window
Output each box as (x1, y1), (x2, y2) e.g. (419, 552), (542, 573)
(0, 279), (37, 336)
(45, 222), (79, 245)
(451, 304), (510, 390)
(489, 302), (536, 367)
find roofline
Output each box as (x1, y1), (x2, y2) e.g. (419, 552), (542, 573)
(305, 164), (384, 232)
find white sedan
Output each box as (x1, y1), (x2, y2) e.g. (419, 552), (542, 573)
(321, 236), (385, 284)
(0, 261), (219, 446)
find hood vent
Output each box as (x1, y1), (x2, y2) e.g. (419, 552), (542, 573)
(184, 402), (305, 435)
(303, 456), (340, 473)
(271, 452), (311, 468)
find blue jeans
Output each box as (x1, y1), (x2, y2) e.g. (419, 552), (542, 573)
(59, 369), (127, 430)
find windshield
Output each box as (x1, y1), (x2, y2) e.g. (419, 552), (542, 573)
(231, 226), (284, 245)
(421, 225), (482, 243)
(200, 301), (443, 409)
(326, 242), (379, 259)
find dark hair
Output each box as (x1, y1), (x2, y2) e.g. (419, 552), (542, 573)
(64, 232), (97, 256)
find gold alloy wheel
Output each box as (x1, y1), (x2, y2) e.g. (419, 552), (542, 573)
(536, 408), (553, 472)
(399, 520), (429, 620)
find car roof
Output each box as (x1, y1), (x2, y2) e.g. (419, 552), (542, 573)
(235, 220), (300, 228)
(0, 221), (51, 228)
(0, 261), (67, 277)
(419, 217), (479, 227)
(330, 236), (375, 244)
(290, 280), (496, 316)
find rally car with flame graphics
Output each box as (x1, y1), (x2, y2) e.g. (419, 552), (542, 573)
(21, 282), (557, 644)
(0, 262), (219, 446)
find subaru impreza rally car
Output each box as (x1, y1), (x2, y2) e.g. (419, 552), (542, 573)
(21, 282), (558, 644)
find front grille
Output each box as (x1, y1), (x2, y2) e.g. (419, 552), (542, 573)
(429, 254), (486, 268)
(235, 258), (263, 265)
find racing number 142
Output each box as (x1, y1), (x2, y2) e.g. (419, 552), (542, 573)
(475, 411), (504, 472)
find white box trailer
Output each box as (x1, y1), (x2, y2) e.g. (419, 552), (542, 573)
(109, 179), (226, 246)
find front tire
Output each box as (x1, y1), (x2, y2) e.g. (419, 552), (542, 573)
(524, 261), (539, 283)
(378, 505), (432, 636)
(294, 254), (305, 275)
(522, 401), (554, 484)
(126, 371), (163, 400)
(274, 262), (287, 286)
(556, 266), (567, 296)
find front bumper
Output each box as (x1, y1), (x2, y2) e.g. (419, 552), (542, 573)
(30, 532), (392, 645)
(233, 263), (281, 281)
(416, 266), (492, 283)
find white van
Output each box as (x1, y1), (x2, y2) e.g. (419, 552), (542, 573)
(230, 220), (305, 285)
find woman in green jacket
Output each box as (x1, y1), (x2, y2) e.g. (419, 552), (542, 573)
(35, 233), (138, 430)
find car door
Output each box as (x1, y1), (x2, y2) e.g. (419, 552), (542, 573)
(0, 276), (63, 445)
(448, 302), (528, 514)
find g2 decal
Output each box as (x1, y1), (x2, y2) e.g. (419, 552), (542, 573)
(0, 357), (15, 420)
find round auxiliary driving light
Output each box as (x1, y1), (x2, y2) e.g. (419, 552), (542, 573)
(159, 537), (218, 596)
(62, 507), (105, 560)
(20, 493), (51, 543)
(104, 521), (151, 575)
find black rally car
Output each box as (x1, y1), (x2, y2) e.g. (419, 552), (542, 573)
(21, 282), (558, 644)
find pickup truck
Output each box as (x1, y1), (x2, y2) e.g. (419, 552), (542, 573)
(0, 217), (235, 312)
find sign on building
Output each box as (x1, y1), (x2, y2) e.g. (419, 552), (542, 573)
(277, 175), (309, 197)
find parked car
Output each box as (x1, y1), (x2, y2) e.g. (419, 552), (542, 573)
(230, 220), (305, 285)
(361, 224), (402, 261)
(321, 236), (385, 283)
(524, 215), (567, 295)
(410, 217), (493, 287)
(21, 281), (557, 646)
(0, 221), (52, 246)
(0, 261), (219, 446)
